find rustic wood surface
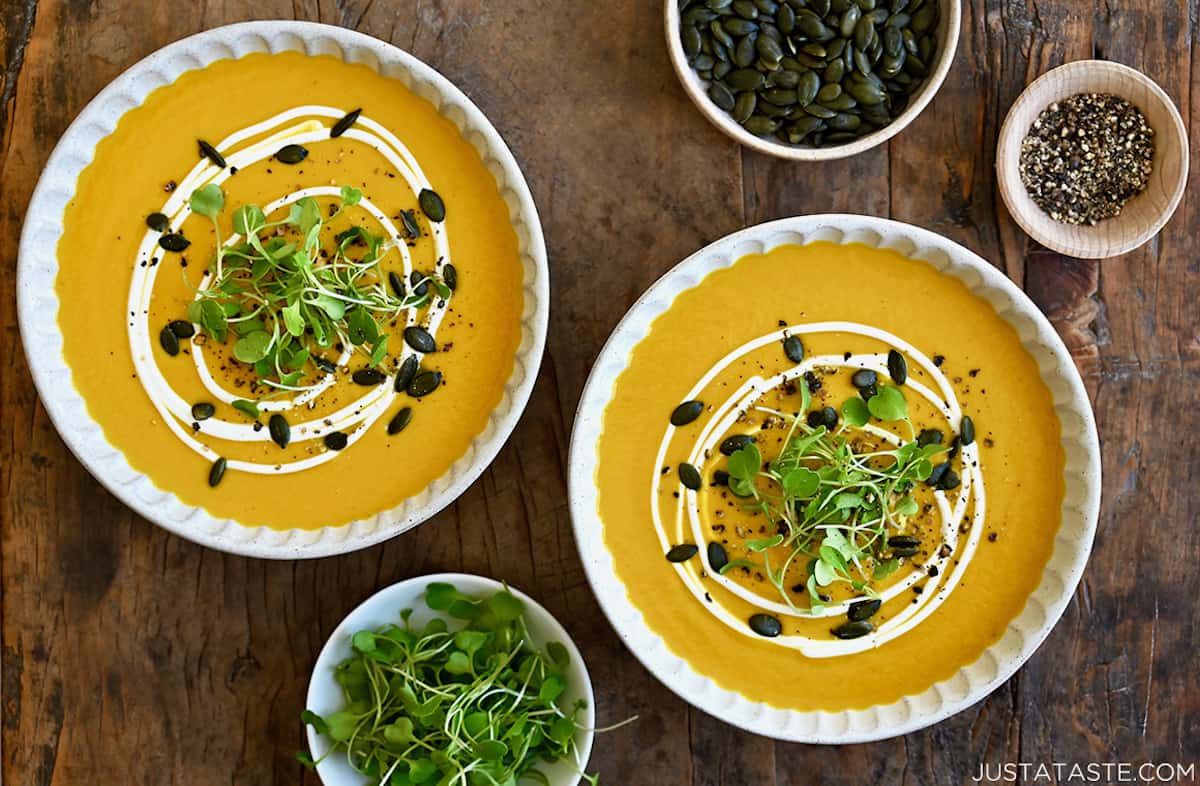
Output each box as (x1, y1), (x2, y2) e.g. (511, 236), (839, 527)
(1, 1), (1196, 784)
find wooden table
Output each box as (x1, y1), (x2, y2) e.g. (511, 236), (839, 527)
(2, 2), (1195, 784)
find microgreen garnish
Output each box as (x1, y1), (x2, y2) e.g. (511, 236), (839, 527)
(301, 583), (607, 786)
(180, 183), (448, 394)
(719, 381), (952, 614)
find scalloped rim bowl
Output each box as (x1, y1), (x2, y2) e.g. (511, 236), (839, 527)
(664, 0), (962, 161)
(567, 215), (1101, 742)
(16, 21), (549, 559)
(306, 573), (595, 786)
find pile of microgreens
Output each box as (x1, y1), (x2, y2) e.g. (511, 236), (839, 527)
(719, 379), (950, 614)
(183, 183), (449, 401)
(300, 583), (607, 786)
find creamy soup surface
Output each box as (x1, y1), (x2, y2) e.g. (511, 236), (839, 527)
(595, 242), (1064, 711)
(57, 53), (524, 530)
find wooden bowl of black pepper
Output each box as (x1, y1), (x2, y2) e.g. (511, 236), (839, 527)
(997, 60), (1188, 259)
(666, 0), (962, 161)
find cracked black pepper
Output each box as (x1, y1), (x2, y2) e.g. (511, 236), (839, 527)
(1019, 93), (1155, 226)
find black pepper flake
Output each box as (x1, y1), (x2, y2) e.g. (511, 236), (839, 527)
(1019, 93), (1155, 226)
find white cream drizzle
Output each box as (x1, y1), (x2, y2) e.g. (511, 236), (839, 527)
(127, 107), (453, 474)
(649, 322), (986, 658)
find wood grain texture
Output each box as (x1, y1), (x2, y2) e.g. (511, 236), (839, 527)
(1, 1), (1196, 785)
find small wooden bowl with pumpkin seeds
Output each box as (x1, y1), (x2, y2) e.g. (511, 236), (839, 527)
(666, 0), (962, 161)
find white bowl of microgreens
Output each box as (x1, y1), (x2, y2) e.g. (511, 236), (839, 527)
(997, 60), (1189, 258)
(302, 574), (598, 786)
(666, 0), (962, 160)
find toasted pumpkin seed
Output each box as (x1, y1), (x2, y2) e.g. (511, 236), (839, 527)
(169, 320), (195, 339)
(324, 432), (349, 451)
(851, 369), (878, 388)
(749, 613), (783, 637)
(146, 212), (169, 232)
(399, 209), (421, 239)
(720, 434), (755, 455)
(159, 326), (180, 356)
(671, 400), (705, 427)
(352, 368), (385, 386)
(404, 326), (437, 354)
(443, 264), (458, 291)
(679, 463), (703, 491)
(848, 598), (882, 622)
(275, 144), (309, 164)
(387, 407), (413, 435)
(418, 189), (446, 222)
(666, 544), (699, 562)
(268, 414), (291, 449)
(709, 81), (737, 111)
(158, 233), (190, 252)
(407, 370), (442, 398)
(783, 335), (805, 363)
(394, 355), (419, 393)
(831, 620), (874, 639)
(331, 108), (362, 138)
(708, 541), (730, 572)
(191, 402), (215, 421)
(198, 139), (226, 168)
(208, 457), (227, 487)
(389, 271), (406, 298)
(960, 415), (976, 446)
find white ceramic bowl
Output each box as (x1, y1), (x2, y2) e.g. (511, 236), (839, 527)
(996, 60), (1189, 259)
(16, 22), (549, 558)
(567, 215), (1101, 742)
(664, 0), (962, 161)
(305, 573), (595, 786)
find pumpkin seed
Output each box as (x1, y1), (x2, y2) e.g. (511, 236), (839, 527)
(804, 103), (837, 119)
(764, 88), (798, 106)
(389, 271), (406, 298)
(917, 428), (944, 446)
(419, 189), (446, 222)
(683, 25), (703, 56)
(744, 115), (779, 134)
(268, 414), (291, 449)
(885, 349), (907, 384)
(848, 598), (882, 622)
(275, 144), (309, 164)
(352, 368), (386, 386)
(851, 369), (878, 388)
(938, 468), (961, 491)
(399, 210), (421, 239)
(198, 139), (226, 168)
(191, 402), (215, 421)
(410, 270), (430, 297)
(888, 535), (921, 556)
(324, 432), (349, 451)
(831, 620), (874, 639)
(671, 400), (705, 427)
(926, 461), (951, 487)
(158, 233), (190, 252)
(169, 320), (195, 339)
(159, 326), (180, 356)
(387, 407), (413, 435)
(316, 357), (338, 374)
(783, 335), (805, 363)
(708, 541), (730, 572)
(146, 212), (169, 232)
(712, 469), (730, 486)
(829, 112), (861, 131)
(404, 326), (437, 354)
(394, 355), (419, 393)
(777, 3), (796, 33)
(208, 457), (227, 487)
(443, 264), (458, 291)
(726, 68), (765, 91)
(788, 113), (825, 143)
(331, 107), (362, 138)
(749, 613), (783, 637)
(807, 406), (838, 429)
(666, 544), (699, 562)
(732, 91), (758, 123)
(720, 434), (755, 455)
(407, 370), (442, 398)
(709, 81), (737, 111)
(960, 415), (976, 446)
(679, 463), (703, 491)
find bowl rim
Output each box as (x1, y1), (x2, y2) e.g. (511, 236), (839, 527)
(663, 0), (963, 161)
(16, 20), (550, 559)
(566, 214), (1101, 742)
(995, 59), (1190, 258)
(304, 572), (596, 786)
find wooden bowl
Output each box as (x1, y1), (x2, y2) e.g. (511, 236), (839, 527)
(996, 60), (1188, 259)
(664, 0), (962, 162)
